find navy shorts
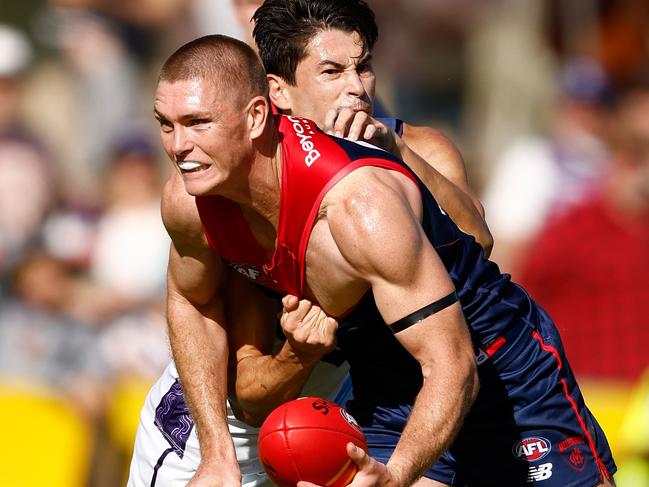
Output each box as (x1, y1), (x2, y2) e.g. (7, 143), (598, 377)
(346, 306), (616, 486)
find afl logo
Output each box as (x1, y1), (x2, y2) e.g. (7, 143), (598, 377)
(339, 409), (362, 433)
(232, 263), (263, 282)
(513, 437), (552, 462)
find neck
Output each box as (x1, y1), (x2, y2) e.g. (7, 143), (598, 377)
(215, 118), (282, 244)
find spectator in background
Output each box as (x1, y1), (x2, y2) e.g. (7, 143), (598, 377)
(0, 249), (108, 419)
(0, 134), (56, 279)
(0, 24), (33, 132)
(88, 129), (171, 483)
(89, 128), (170, 305)
(517, 71), (649, 480)
(23, 7), (145, 208)
(483, 57), (612, 276)
(0, 25), (57, 279)
(519, 75), (649, 384)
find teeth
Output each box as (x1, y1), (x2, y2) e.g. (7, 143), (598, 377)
(178, 161), (203, 172)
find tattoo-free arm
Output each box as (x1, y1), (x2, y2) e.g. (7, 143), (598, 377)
(327, 169), (479, 486)
(227, 272), (338, 426)
(162, 175), (239, 486)
(399, 123), (493, 257)
(321, 109), (492, 256)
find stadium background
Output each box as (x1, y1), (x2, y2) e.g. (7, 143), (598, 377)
(0, 0), (647, 485)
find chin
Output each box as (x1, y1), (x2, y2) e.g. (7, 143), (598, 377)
(181, 176), (218, 197)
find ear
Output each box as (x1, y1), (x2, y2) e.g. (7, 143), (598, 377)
(246, 95), (269, 141)
(267, 74), (292, 112)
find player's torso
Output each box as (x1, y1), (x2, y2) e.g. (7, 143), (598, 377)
(196, 115), (525, 391)
(197, 115), (418, 310)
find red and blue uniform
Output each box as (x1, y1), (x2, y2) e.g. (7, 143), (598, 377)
(197, 115), (615, 486)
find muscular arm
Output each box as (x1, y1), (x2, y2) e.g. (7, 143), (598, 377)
(399, 123), (493, 257)
(161, 174), (239, 485)
(326, 110), (493, 256)
(326, 169), (479, 486)
(227, 273), (338, 426)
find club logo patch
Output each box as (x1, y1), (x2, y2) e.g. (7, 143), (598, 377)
(559, 436), (588, 472)
(513, 437), (552, 462)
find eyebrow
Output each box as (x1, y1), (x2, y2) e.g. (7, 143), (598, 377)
(318, 53), (373, 69)
(153, 108), (212, 122)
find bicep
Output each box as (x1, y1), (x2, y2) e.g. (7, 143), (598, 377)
(328, 175), (455, 324)
(162, 173), (224, 307)
(365, 219), (474, 375)
(167, 239), (223, 307)
(328, 176), (473, 368)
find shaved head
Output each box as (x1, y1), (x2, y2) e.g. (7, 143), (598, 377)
(159, 34), (268, 107)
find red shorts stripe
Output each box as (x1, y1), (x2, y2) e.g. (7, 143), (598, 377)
(531, 331), (611, 481)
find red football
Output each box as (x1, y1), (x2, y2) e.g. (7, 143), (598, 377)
(258, 397), (367, 487)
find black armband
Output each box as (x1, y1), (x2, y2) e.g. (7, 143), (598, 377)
(388, 291), (459, 334)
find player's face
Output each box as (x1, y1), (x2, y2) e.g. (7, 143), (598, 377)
(154, 78), (251, 196)
(283, 29), (376, 128)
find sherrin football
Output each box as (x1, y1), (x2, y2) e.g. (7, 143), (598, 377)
(258, 397), (367, 487)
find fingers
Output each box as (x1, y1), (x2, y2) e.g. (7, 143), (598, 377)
(344, 443), (393, 487)
(347, 442), (370, 468)
(363, 123), (378, 141)
(282, 300), (337, 340)
(325, 108), (372, 140)
(281, 294), (299, 312)
(324, 108), (393, 149)
(328, 108), (357, 138)
(324, 109), (338, 135)
(280, 297), (338, 359)
(347, 111), (373, 141)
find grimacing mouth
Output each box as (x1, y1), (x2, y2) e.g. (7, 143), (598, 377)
(177, 161), (209, 173)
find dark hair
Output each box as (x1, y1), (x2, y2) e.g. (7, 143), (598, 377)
(252, 0), (378, 85)
(159, 34), (268, 104)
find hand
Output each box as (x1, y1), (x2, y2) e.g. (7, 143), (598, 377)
(324, 108), (397, 154)
(281, 295), (338, 365)
(298, 443), (398, 487)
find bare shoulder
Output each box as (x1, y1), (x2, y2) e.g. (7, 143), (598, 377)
(161, 171), (208, 248)
(402, 123), (468, 183)
(323, 166), (424, 273)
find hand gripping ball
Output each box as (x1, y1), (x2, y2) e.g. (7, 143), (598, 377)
(258, 397), (367, 487)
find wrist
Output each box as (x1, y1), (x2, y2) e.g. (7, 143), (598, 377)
(197, 431), (238, 464)
(385, 459), (417, 487)
(276, 341), (324, 369)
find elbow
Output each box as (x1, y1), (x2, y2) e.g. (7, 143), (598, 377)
(231, 392), (269, 427)
(236, 407), (266, 428)
(478, 229), (494, 259)
(452, 350), (480, 411)
(473, 203), (494, 259)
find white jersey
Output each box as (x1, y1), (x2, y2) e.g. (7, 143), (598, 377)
(127, 359), (350, 486)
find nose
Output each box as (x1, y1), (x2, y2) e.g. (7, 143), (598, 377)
(345, 71), (366, 98)
(170, 126), (193, 159)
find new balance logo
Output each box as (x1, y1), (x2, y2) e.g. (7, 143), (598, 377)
(527, 462), (553, 482)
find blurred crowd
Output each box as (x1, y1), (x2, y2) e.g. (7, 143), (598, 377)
(0, 0), (648, 485)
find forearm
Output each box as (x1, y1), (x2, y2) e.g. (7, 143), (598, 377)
(168, 294), (238, 469)
(234, 341), (320, 426)
(386, 357), (479, 485)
